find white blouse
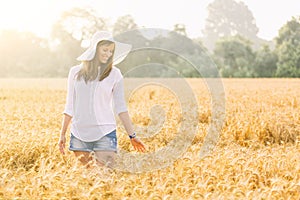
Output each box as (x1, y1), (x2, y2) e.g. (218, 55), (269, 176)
(63, 64), (128, 142)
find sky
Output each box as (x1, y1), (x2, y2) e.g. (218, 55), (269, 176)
(0, 0), (299, 40)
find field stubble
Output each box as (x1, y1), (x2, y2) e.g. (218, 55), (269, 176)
(0, 78), (299, 199)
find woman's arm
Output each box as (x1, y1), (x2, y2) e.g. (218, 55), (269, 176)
(63, 67), (76, 117)
(60, 114), (72, 136)
(59, 67), (76, 154)
(118, 111), (134, 136)
(113, 74), (145, 152)
(58, 114), (72, 155)
(118, 111), (146, 152)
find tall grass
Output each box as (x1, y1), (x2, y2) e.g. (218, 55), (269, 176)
(0, 78), (299, 199)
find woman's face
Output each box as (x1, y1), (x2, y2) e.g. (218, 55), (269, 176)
(97, 43), (115, 64)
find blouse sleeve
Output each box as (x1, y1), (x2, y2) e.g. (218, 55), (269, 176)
(63, 67), (76, 117)
(112, 74), (128, 115)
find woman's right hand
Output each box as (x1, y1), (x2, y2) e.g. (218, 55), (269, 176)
(130, 137), (146, 152)
(58, 134), (66, 155)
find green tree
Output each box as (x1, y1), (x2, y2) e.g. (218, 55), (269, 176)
(253, 45), (278, 77)
(275, 16), (300, 77)
(50, 8), (107, 76)
(203, 0), (259, 51)
(173, 24), (187, 36)
(112, 16), (151, 75)
(55, 7), (106, 41)
(113, 15), (138, 36)
(0, 30), (51, 77)
(214, 35), (255, 77)
(112, 15), (147, 49)
(146, 31), (209, 77)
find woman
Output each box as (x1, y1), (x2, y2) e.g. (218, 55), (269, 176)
(58, 31), (145, 168)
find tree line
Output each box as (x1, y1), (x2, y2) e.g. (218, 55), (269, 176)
(0, 0), (299, 78)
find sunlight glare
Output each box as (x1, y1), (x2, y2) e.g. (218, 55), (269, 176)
(0, 0), (63, 37)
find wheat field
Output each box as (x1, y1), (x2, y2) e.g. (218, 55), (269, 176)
(0, 78), (299, 199)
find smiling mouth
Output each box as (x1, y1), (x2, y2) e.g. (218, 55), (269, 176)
(101, 57), (109, 63)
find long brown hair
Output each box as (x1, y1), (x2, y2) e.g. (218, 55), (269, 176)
(76, 40), (115, 84)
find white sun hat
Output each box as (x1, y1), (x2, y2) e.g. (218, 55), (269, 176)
(77, 31), (132, 65)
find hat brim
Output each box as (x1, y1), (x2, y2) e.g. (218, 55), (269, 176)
(77, 39), (132, 65)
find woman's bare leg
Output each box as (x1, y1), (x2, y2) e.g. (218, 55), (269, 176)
(94, 151), (116, 168)
(73, 151), (93, 167)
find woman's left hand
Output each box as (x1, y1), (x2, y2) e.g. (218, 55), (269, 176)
(58, 134), (66, 155)
(130, 138), (146, 152)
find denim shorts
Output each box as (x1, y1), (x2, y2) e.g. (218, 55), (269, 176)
(69, 130), (117, 152)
